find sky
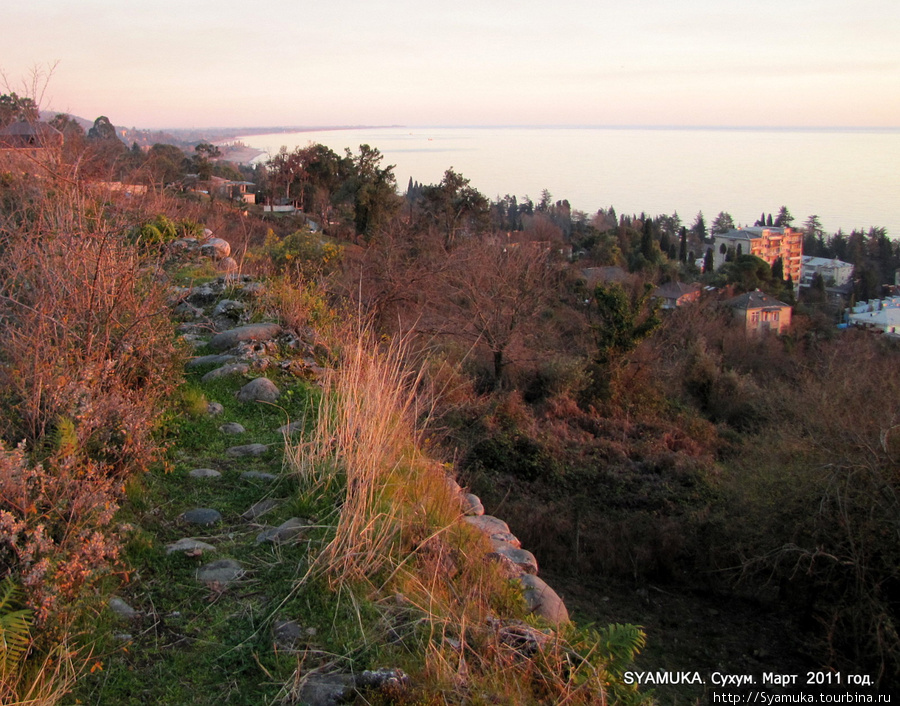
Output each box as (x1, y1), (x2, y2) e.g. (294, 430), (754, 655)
(3, 0), (899, 129)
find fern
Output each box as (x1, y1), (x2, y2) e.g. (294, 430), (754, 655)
(595, 622), (646, 675)
(0, 577), (33, 677)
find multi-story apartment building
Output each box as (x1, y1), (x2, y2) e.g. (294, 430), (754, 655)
(712, 227), (803, 286)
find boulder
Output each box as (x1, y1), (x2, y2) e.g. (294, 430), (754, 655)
(461, 493), (484, 516)
(236, 377), (281, 403)
(218, 256), (239, 272)
(489, 540), (538, 575)
(209, 323), (282, 351)
(200, 237), (231, 259)
(516, 574), (569, 625)
(463, 515), (510, 536)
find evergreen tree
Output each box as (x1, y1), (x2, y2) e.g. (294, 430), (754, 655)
(775, 206), (795, 228)
(711, 211), (735, 234)
(772, 256), (784, 281)
(690, 211), (707, 239)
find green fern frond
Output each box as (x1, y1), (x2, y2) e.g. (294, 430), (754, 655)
(0, 577), (33, 675)
(595, 622), (646, 674)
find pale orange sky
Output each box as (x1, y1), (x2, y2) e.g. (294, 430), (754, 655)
(4, 0), (899, 129)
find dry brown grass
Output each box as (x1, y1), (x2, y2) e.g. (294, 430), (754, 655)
(282, 327), (644, 704)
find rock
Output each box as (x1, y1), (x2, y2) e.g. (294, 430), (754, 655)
(487, 552), (524, 579)
(207, 401), (225, 416)
(256, 517), (309, 544)
(516, 574), (569, 625)
(109, 597), (139, 620)
(172, 301), (203, 321)
(463, 515), (511, 537)
(356, 668), (409, 692)
(226, 443), (269, 457)
(187, 353), (236, 369)
(489, 531), (521, 548)
(463, 514), (510, 534)
(494, 619), (553, 656)
(208, 323), (282, 352)
(188, 468), (222, 479)
(180, 333), (207, 349)
(211, 298), (245, 319)
(243, 281), (265, 297)
(166, 538), (216, 555)
(218, 256), (239, 272)
(182, 508), (222, 525)
(201, 363), (250, 382)
(461, 493), (484, 516)
(219, 421), (246, 434)
(277, 420), (304, 436)
(241, 470), (278, 482)
(196, 558), (244, 586)
(489, 540), (538, 575)
(293, 673), (354, 706)
(186, 282), (221, 306)
(445, 476), (463, 495)
(200, 237), (231, 259)
(273, 619), (304, 650)
(241, 498), (280, 520)
(236, 377), (280, 403)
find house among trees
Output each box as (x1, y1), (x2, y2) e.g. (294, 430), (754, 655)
(726, 289), (792, 335)
(800, 255), (854, 288)
(713, 227), (803, 286)
(0, 120), (63, 167)
(653, 281), (702, 309)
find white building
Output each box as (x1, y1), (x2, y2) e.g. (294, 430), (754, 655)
(848, 297), (900, 335)
(801, 256), (854, 288)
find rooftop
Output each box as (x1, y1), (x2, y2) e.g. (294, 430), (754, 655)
(725, 289), (791, 311)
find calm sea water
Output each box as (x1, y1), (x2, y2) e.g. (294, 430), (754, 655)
(239, 126), (900, 237)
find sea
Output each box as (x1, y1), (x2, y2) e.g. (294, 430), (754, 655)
(237, 126), (900, 237)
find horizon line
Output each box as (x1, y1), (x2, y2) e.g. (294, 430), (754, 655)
(121, 123), (900, 133)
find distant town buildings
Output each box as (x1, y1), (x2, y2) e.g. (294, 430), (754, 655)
(725, 289), (792, 335)
(801, 255), (854, 288)
(712, 227), (803, 286)
(848, 297), (900, 336)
